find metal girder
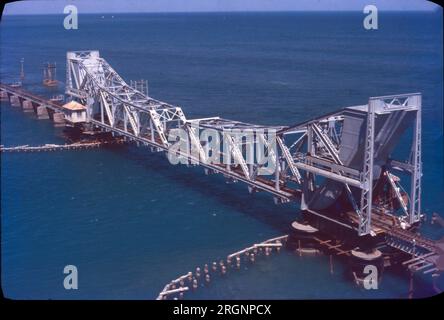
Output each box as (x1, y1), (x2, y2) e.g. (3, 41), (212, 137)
(311, 123), (340, 162)
(409, 95), (422, 224)
(276, 136), (302, 184)
(148, 110), (169, 146)
(223, 132), (251, 180)
(187, 124), (208, 164)
(294, 162), (362, 188)
(369, 93), (423, 226)
(386, 171), (409, 216)
(359, 98), (376, 236)
(257, 132), (278, 172)
(288, 132), (306, 152)
(309, 122), (363, 229)
(66, 51), (185, 148)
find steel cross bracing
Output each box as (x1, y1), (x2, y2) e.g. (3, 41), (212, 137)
(409, 95), (422, 225)
(65, 51), (423, 237)
(359, 98), (376, 235)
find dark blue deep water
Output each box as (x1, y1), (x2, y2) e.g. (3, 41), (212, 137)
(1, 12), (443, 299)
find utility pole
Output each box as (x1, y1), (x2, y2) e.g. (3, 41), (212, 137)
(20, 58), (25, 80)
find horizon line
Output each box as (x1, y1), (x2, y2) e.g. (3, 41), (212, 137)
(2, 8), (441, 16)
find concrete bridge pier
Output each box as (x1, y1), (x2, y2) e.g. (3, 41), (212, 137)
(36, 105), (50, 119)
(10, 94), (21, 107)
(22, 99), (34, 113)
(349, 248), (384, 287)
(0, 90), (8, 102)
(53, 112), (66, 127)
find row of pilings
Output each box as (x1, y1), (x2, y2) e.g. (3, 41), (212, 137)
(0, 140), (126, 153)
(156, 235), (288, 300)
(156, 219), (393, 300)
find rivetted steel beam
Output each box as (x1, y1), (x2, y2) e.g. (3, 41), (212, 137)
(294, 162), (362, 188)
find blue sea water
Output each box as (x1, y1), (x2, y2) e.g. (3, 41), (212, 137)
(1, 12), (443, 299)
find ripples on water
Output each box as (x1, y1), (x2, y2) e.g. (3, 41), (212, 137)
(1, 12), (443, 299)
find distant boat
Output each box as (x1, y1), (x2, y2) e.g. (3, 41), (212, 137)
(101, 16), (104, 19)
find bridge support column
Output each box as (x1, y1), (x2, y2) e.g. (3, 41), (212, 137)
(349, 248), (384, 287)
(10, 95), (21, 107)
(36, 105), (50, 119)
(53, 112), (66, 127)
(0, 90), (8, 102)
(287, 221), (320, 255)
(22, 100), (34, 113)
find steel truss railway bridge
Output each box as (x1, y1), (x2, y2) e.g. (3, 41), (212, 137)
(2, 50), (442, 275)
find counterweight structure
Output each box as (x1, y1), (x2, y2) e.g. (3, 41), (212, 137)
(63, 51), (440, 274)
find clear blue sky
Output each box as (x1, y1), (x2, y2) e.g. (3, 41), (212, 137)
(3, 0), (441, 15)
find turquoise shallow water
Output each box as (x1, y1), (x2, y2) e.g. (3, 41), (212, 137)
(1, 12), (443, 299)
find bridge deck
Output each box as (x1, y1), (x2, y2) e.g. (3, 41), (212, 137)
(0, 83), (64, 111)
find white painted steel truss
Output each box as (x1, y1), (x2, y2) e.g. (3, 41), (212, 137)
(65, 51), (422, 236)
